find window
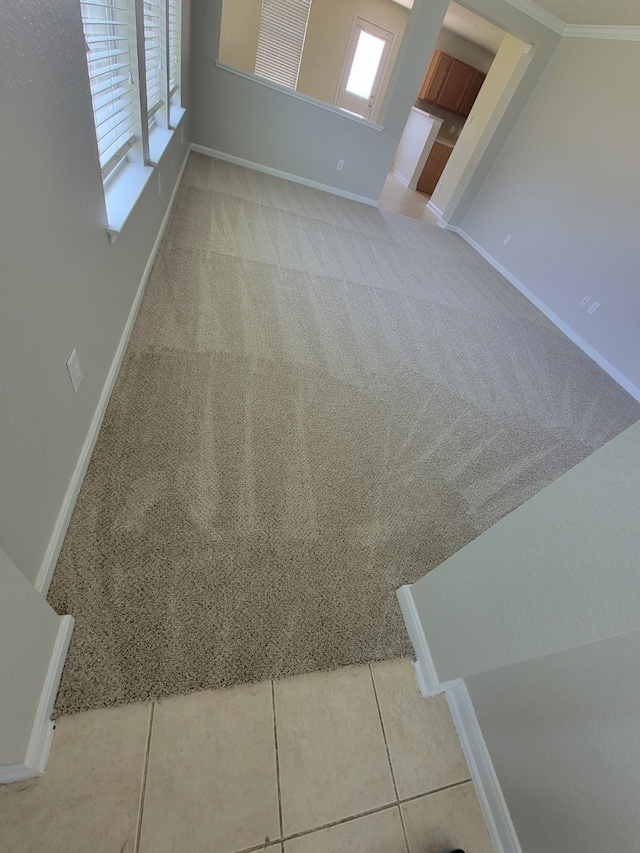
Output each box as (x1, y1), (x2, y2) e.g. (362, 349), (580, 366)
(81, 0), (182, 182)
(168, 0), (181, 99)
(81, 0), (140, 179)
(143, 0), (166, 123)
(254, 0), (312, 90)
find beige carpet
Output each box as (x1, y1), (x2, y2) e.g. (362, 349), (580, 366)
(49, 153), (640, 715)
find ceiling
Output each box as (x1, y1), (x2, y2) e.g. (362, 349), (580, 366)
(391, 0), (640, 27)
(443, 2), (506, 53)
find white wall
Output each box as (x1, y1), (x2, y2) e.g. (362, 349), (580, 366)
(0, 548), (62, 767)
(430, 33), (531, 220)
(461, 37), (640, 392)
(0, 0), (191, 583)
(466, 630), (640, 852)
(410, 420), (640, 683)
(191, 0), (560, 202)
(436, 27), (497, 72)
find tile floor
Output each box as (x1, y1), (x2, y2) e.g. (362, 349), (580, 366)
(0, 659), (494, 853)
(377, 172), (441, 224)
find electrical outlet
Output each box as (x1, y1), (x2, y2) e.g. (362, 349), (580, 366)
(157, 172), (162, 194)
(503, 234), (511, 245)
(336, 159), (344, 171)
(579, 294), (591, 308)
(587, 301), (601, 315)
(67, 349), (83, 393)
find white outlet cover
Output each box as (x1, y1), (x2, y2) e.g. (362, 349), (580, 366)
(587, 301), (601, 314)
(66, 348), (83, 393)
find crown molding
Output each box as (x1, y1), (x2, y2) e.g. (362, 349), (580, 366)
(502, 0), (565, 35)
(563, 24), (640, 40)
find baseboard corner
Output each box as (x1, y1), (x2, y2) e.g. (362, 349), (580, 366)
(1, 614), (74, 784)
(445, 679), (523, 853)
(389, 167), (411, 188)
(396, 585), (441, 697)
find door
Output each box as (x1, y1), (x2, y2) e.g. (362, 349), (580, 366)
(335, 18), (395, 120)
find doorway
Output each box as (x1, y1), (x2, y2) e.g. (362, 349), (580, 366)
(382, 2), (531, 226)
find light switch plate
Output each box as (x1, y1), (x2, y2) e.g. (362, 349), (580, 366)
(67, 348), (83, 393)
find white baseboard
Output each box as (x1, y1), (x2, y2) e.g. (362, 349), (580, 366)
(396, 585), (442, 697)
(447, 228), (640, 403)
(0, 615), (74, 784)
(396, 585), (522, 851)
(389, 167), (411, 188)
(35, 149), (191, 596)
(446, 680), (523, 853)
(191, 143), (378, 208)
(426, 200), (444, 221)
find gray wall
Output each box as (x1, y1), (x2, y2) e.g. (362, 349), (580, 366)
(190, 0), (560, 202)
(467, 631), (640, 852)
(407, 420), (640, 851)
(0, 548), (62, 766)
(0, 0), (191, 583)
(410, 421), (640, 683)
(461, 37), (640, 392)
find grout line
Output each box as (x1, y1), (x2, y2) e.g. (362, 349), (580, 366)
(368, 663), (400, 801)
(271, 680), (284, 843)
(369, 664), (410, 853)
(399, 777), (473, 806)
(229, 779), (474, 853)
(396, 803), (411, 853)
(134, 702), (156, 853)
(278, 802), (398, 845)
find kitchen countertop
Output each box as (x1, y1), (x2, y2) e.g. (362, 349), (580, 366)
(410, 107), (455, 148)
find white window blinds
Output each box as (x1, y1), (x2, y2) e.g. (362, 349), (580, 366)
(143, 0), (165, 120)
(81, 0), (137, 176)
(254, 0), (312, 90)
(168, 0), (181, 96)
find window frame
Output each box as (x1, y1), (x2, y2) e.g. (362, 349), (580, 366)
(81, 0), (183, 184)
(80, 0), (184, 236)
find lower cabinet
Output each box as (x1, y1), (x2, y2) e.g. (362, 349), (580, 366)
(417, 141), (454, 195)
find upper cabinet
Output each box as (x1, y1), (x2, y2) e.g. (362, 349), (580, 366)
(419, 51), (486, 117)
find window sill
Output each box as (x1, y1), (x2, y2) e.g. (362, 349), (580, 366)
(105, 161), (154, 240)
(170, 103), (186, 130)
(148, 125), (174, 166)
(214, 60), (384, 132)
(105, 105), (185, 241)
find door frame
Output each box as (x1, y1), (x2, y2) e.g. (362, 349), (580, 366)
(334, 15), (396, 120)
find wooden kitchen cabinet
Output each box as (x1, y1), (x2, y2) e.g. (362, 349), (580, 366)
(419, 50), (486, 117)
(416, 140), (453, 195)
(458, 69), (485, 116)
(419, 51), (453, 102)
